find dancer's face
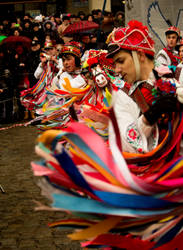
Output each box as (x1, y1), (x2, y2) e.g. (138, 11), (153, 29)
(166, 33), (178, 48)
(62, 54), (76, 72)
(113, 50), (137, 84)
(46, 47), (56, 56)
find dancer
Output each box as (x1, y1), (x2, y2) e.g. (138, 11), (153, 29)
(34, 40), (62, 81)
(156, 26), (180, 66)
(52, 41), (86, 90)
(106, 20), (182, 153)
(21, 40), (63, 112)
(32, 20), (183, 250)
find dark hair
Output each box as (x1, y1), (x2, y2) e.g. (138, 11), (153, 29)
(78, 11), (85, 16)
(165, 31), (180, 42)
(75, 56), (81, 67)
(92, 10), (98, 16)
(62, 16), (70, 21)
(146, 53), (154, 61)
(124, 49), (154, 61)
(70, 14), (76, 18)
(110, 48), (154, 61)
(62, 53), (81, 67)
(24, 13), (32, 18)
(31, 40), (40, 46)
(33, 22), (40, 27)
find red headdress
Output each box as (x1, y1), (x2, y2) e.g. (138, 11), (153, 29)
(107, 20), (155, 57)
(60, 41), (82, 58)
(165, 26), (180, 37)
(86, 50), (114, 70)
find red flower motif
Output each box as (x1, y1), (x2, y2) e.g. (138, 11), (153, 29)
(128, 128), (137, 140)
(138, 148), (143, 153)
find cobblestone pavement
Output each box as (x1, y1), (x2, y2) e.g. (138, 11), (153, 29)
(0, 125), (82, 250)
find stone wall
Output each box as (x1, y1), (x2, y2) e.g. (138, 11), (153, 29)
(66, 0), (89, 15)
(65, 0), (111, 16)
(125, 0), (183, 52)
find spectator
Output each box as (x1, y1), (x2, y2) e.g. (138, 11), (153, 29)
(114, 11), (125, 27)
(9, 45), (30, 120)
(2, 18), (10, 36)
(43, 20), (60, 43)
(23, 13), (32, 22)
(78, 11), (86, 21)
(21, 20), (33, 38)
(27, 40), (41, 88)
(31, 22), (44, 44)
(92, 9), (103, 25)
(87, 14), (94, 22)
(34, 14), (43, 24)
(70, 14), (77, 24)
(54, 14), (61, 27)
(58, 16), (72, 43)
(10, 27), (22, 36)
(0, 49), (13, 124)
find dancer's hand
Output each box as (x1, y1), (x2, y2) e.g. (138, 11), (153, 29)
(144, 95), (178, 125)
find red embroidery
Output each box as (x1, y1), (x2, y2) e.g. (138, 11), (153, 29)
(138, 148), (143, 153)
(128, 128), (137, 140)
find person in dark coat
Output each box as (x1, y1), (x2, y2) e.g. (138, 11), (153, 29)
(21, 20), (33, 39)
(8, 45), (30, 121)
(27, 40), (41, 88)
(31, 22), (44, 44)
(43, 20), (60, 43)
(0, 49), (13, 124)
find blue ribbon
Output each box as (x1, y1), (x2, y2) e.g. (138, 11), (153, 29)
(52, 131), (114, 176)
(94, 190), (177, 209)
(55, 149), (94, 194)
(52, 193), (174, 217)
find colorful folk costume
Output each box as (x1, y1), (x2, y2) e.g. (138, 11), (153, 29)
(32, 21), (183, 249)
(175, 39), (183, 85)
(34, 41), (89, 130)
(37, 48), (115, 137)
(20, 41), (62, 112)
(156, 26), (180, 67)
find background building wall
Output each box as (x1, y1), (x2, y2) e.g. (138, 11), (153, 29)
(65, 0), (111, 15)
(65, 0), (89, 15)
(89, 0), (111, 12)
(125, 0), (183, 52)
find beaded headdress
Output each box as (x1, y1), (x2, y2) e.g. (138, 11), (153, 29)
(82, 50), (114, 79)
(106, 20), (155, 57)
(165, 26), (180, 37)
(60, 41), (82, 58)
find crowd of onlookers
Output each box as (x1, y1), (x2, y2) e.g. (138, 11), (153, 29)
(0, 9), (124, 124)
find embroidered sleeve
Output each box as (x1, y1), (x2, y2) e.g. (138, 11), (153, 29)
(110, 91), (159, 154)
(126, 123), (144, 153)
(34, 62), (44, 79)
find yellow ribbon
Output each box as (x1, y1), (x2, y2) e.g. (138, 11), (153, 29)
(68, 216), (122, 240)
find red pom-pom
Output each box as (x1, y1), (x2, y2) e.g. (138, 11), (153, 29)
(128, 20), (143, 29)
(87, 57), (98, 67)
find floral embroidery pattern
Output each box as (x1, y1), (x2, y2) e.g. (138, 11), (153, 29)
(128, 128), (137, 140)
(127, 123), (143, 152)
